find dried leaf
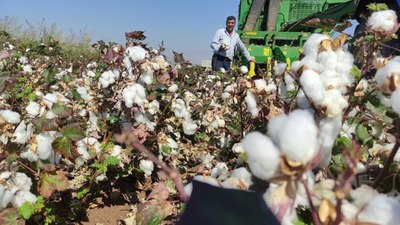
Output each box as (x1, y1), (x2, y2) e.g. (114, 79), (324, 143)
(39, 171), (69, 198)
(318, 198), (337, 224)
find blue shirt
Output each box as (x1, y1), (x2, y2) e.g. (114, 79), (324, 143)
(210, 28), (252, 61)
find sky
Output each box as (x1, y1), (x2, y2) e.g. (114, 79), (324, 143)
(0, 0), (240, 64)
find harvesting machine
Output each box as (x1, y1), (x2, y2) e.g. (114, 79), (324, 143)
(237, 0), (360, 73)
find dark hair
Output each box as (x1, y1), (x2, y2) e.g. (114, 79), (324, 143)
(226, 16), (236, 21)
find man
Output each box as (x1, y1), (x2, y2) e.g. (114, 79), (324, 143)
(210, 16), (254, 72)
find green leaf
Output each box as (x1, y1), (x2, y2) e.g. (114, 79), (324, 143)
(351, 66), (362, 81)
(104, 156), (119, 166)
(226, 123), (241, 136)
(161, 146), (171, 154)
(33, 117), (58, 133)
(39, 171), (69, 199)
(91, 162), (107, 173)
(42, 68), (56, 85)
(71, 89), (82, 100)
(27, 92), (36, 101)
(76, 188), (89, 199)
(52, 137), (73, 156)
(355, 124), (372, 145)
(63, 74), (71, 83)
(18, 201), (35, 220)
(367, 3), (388, 12)
(61, 124), (84, 141)
(34, 196), (45, 212)
(333, 135), (352, 153)
(52, 103), (72, 117)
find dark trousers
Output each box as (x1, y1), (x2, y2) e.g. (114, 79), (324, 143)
(211, 54), (231, 71)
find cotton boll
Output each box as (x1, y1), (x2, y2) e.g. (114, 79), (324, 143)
(19, 56), (28, 64)
(26, 101), (41, 117)
(76, 139), (90, 166)
(357, 194), (400, 225)
(299, 56), (321, 72)
(391, 88), (400, 116)
(224, 83), (237, 93)
(184, 91), (196, 104)
(245, 90), (258, 117)
(99, 70), (118, 88)
(273, 63), (287, 76)
(0, 188), (13, 210)
(125, 46), (148, 62)
(254, 79), (267, 92)
(351, 185), (379, 208)
(296, 89), (311, 109)
(182, 119), (197, 135)
(42, 93), (58, 108)
(321, 89), (348, 118)
(111, 145), (122, 158)
(367, 9), (399, 37)
(36, 133), (53, 160)
(284, 73), (296, 91)
(230, 167), (253, 188)
(317, 50), (338, 72)
(172, 99), (190, 119)
(266, 82), (277, 93)
(148, 100), (160, 115)
(122, 83), (146, 108)
(374, 60), (400, 93)
(267, 113), (287, 145)
(11, 190), (37, 208)
(139, 69), (154, 85)
(242, 132), (281, 180)
(168, 83), (178, 93)
(240, 65), (248, 74)
(23, 65), (33, 74)
(278, 110), (319, 165)
(139, 159), (154, 176)
(12, 121), (34, 144)
(378, 92), (392, 107)
(45, 110), (58, 119)
(335, 49), (354, 75)
(210, 162), (229, 179)
(302, 33), (330, 60)
(219, 68), (226, 73)
(318, 117), (342, 168)
(0, 110), (21, 124)
(20, 149), (39, 162)
(300, 70), (326, 105)
(88, 111), (98, 132)
(134, 111), (155, 131)
(231, 142), (244, 153)
(76, 85), (91, 102)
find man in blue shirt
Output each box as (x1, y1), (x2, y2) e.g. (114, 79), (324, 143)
(210, 16), (254, 72)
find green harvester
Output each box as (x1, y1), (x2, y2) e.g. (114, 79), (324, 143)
(237, 0), (360, 75)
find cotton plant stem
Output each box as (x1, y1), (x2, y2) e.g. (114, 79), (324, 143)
(301, 179), (321, 225)
(372, 141), (400, 189)
(130, 140), (189, 202)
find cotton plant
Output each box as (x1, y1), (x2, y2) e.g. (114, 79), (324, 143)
(367, 9), (399, 38)
(0, 171), (37, 210)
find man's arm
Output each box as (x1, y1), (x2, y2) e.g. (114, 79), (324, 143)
(236, 38), (253, 61)
(210, 29), (222, 52)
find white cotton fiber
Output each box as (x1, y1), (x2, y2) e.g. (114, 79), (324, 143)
(317, 50), (338, 72)
(278, 110), (319, 165)
(0, 110), (21, 124)
(139, 159), (154, 176)
(12, 122), (34, 144)
(302, 33), (330, 60)
(134, 111), (154, 131)
(122, 83), (146, 108)
(139, 69), (154, 85)
(231, 167), (253, 188)
(273, 63), (287, 76)
(26, 101), (41, 117)
(357, 194), (400, 225)
(367, 10), (399, 37)
(182, 119), (197, 135)
(254, 79), (267, 92)
(318, 117), (342, 168)
(240, 65), (249, 74)
(391, 88), (400, 116)
(35, 133), (53, 160)
(300, 70), (326, 105)
(125, 46), (148, 62)
(242, 132), (280, 180)
(245, 90), (258, 117)
(321, 89), (348, 118)
(267, 113), (287, 145)
(296, 89), (311, 109)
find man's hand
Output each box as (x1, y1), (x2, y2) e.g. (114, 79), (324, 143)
(220, 42), (230, 51)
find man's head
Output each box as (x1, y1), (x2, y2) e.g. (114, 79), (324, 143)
(226, 16), (236, 33)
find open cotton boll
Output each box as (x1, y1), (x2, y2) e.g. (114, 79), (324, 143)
(23, 65), (33, 74)
(240, 65), (249, 74)
(224, 83), (237, 93)
(230, 167), (253, 188)
(0, 110), (21, 124)
(168, 83), (178, 93)
(45, 110), (58, 119)
(317, 50), (338, 72)
(122, 83), (146, 108)
(125, 46), (148, 62)
(268, 113), (287, 145)
(299, 56), (321, 72)
(184, 91), (196, 104)
(26, 101), (41, 117)
(300, 70), (326, 105)
(320, 71), (342, 90)
(182, 119), (197, 135)
(231, 142), (244, 153)
(278, 110), (319, 165)
(245, 90), (258, 117)
(99, 70), (119, 88)
(210, 162), (229, 179)
(172, 99), (190, 119)
(254, 79), (267, 92)
(273, 63), (287, 76)
(76, 85), (92, 102)
(12, 121), (34, 144)
(0, 188), (13, 210)
(11, 190), (37, 208)
(20, 149), (39, 162)
(242, 132), (280, 180)
(375, 59), (400, 93)
(296, 89), (311, 109)
(147, 100), (160, 115)
(321, 89), (348, 118)
(36, 133), (53, 160)
(378, 92), (392, 107)
(335, 49), (354, 74)
(318, 117), (342, 168)
(139, 159), (154, 176)
(75, 139), (90, 166)
(391, 88), (400, 116)
(134, 111), (155, 131)
(284, 73), (296, 91)
(367, 9), (399, 37)
(302, 33), (330, 59)
(357, 194), (400, 225)
(139, 69), (154, 85)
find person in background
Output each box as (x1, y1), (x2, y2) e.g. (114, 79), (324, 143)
(210, 16), (254, 72)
